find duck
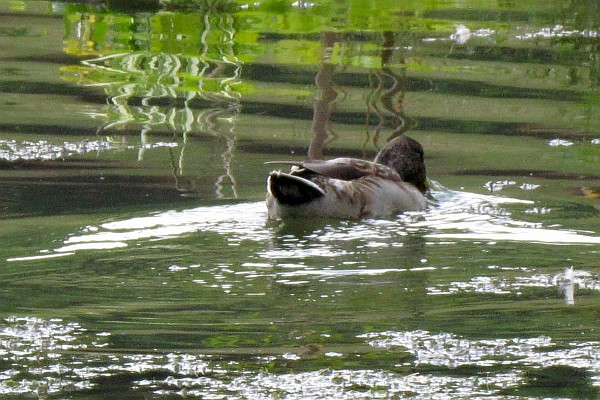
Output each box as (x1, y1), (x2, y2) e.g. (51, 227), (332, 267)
(265, 135), (428, 220)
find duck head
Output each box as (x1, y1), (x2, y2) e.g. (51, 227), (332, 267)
(374, 135), (427, 192)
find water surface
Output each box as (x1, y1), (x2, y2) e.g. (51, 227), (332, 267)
(0, 0), (599, 398)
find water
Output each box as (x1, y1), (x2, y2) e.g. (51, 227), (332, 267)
(1, 0), (599, 398)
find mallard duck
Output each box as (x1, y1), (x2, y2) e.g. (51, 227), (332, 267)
(266, 135), (428, 219)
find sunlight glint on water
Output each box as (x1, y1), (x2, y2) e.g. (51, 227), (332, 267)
(9, 187), (598, 263)
(2, 317), (599, 398)
(1, 0), (600, 397)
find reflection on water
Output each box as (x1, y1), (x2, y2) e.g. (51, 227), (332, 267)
(428, 266), (600, 305)
(422, 188), (600, 245)
(2, 1), (600, 398)
(0, 317), (109, 395)
(62, 7), (244, 199)
(78, 52), (242, 135)
(2, 315), (599, 398)
(360, 330), (600, 370)
(8, 186), (600, 310)
(9, 185), (597, 263)
(516, 24), (599, 40)
(64, 9), (243, 135)
(0, 138), (177, 161)
(4, 177), (600, 398)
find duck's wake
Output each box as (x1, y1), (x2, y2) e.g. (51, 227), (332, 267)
(7, 184), (600, 262)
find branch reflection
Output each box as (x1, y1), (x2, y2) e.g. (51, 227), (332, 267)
(63, 9), (242, 198)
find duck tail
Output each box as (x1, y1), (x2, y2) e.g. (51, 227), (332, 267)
(267, 171), (325, 206)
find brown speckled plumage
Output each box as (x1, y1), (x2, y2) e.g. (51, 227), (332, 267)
(266, 135), (428, 220)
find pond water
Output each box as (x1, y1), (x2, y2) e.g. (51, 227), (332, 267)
(1, 0), (599, 398)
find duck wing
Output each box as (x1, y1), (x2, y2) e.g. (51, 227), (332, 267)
(266, 158), (401, 181)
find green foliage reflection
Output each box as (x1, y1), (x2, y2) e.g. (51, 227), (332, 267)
(62, 8), (244, 137)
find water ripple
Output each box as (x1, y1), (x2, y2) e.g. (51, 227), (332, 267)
(7, 187), (600, 263)
(2, 316), (598, 398)
(359, 330), (600, 370)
